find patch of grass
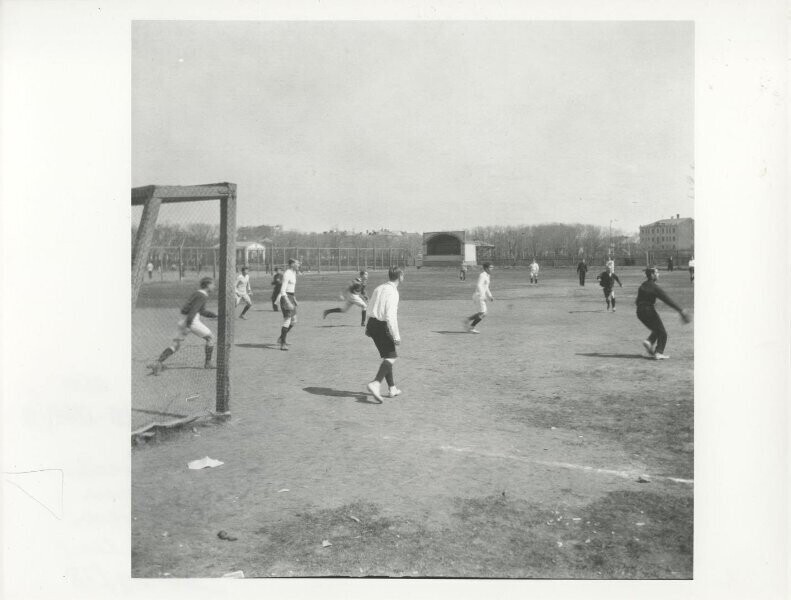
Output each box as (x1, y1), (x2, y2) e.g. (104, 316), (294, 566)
(239, 492), (691, 579)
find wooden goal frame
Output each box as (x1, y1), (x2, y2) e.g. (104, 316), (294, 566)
(131, 182), (237, 415)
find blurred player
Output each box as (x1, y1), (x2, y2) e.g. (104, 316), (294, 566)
(576, 258), (588, 286)
(688, 256), (695, 282)
(365, 266), (404, 401)
(529, 259), (539, 284)
(148, 277), (217, 374)
(459, 263), (468, 281)
(606, 256), (615, 272)
(270, 267), (283, 311)
(274, 259), (300, 351)
(596, 265), (622, 311)
(462, 263), (494, 333)
(323, 270), (369, 325)
(636, 267), (691, 359)
(235, 266), (253, 319)
(146, 261), (154, 280)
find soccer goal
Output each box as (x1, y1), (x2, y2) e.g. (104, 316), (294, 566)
(131, 183), (237, 434)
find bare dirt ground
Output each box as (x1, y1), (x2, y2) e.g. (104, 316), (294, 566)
(132, 267), (694, 578)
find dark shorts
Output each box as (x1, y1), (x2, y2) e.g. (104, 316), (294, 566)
(280, 293), (297, 318)
(365, 317), (397, 359)
(602, 287), (614, 298)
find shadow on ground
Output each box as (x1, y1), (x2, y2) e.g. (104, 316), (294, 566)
(576, 353), (649, 360)
(302, 386), (378, 404)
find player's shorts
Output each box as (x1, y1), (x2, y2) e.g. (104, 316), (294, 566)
(366, 317), (397, 359)
(343, 291), (367, 309)
(280, 293), (298, 320)
(602, 287), (615, 298)
(235, 291), (252, 306)
(174, 314), (212, 341)
(473, 293), (488, 314)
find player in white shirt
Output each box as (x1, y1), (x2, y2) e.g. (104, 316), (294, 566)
(274, 258), (300, 350)
(462, 263), (494, 333)
(606, 257), (615, 272)
(364, 266), (404, 401)
(529, 259), (539, 284)
(688, 257), (695, 282)
(235, 266), (253, 319)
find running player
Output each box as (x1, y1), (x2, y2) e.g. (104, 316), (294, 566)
(529, 259), (539, 284)
(596, 265), (622, 311)
(462, 263), (494, 333)
(235, 266), (253, 319)
(636, 267), (691, 359)
(365, 266), (404, 401)
(323, 270), (369, 324)
(270, 267), (283, 311)
(459, 263), (468, 281)
(148, 277), (217, 374)
(274, 259), (300, 351)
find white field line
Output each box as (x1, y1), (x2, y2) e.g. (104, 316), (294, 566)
(438, 445), (693, 486)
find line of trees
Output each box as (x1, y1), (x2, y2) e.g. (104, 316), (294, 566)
(132, 221), (633, 264)
(469, 223), (631, 262)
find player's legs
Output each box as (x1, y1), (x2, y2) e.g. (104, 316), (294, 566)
(637, 306), (668, 356)
(238, 293), (253, 318)
(366, 319), (398, 400)
(603, 288), (611, 309)
(610, 290), (616, 311)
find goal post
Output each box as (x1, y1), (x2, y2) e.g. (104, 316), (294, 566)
(131, 183), (237, 419)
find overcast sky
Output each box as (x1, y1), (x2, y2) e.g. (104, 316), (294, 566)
(132, 21), (693, 234)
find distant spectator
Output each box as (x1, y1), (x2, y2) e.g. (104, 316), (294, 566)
(667, 256), (674, 272)
(688, 256), (695, 282)
(146, 261), (154, 280)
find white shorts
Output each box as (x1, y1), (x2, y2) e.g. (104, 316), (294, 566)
(174, 315), (212, 341)
(473, 294), (488, 314)
(343, 292), (367, 309)
(235, 291), (252, 306)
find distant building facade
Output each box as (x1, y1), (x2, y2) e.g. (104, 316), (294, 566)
(639, 215), (694, 254)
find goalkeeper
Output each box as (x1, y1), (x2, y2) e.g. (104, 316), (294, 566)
(636, 267), (691, 360)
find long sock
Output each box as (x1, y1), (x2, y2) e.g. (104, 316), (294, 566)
(158, 347), (174, 363)
(611, 298), (616, 309)
(471, 315), (483, 327)
(204, 346), (213, 365)
(384, 364), (395, 388)
(325, 308), (342, 315)
(361, 310), (367, 324)
(280, 326), (289, 343)
(374, 361), (389, 383)
(240, 305), (250, 317)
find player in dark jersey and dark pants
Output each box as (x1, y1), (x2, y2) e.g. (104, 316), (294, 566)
(636, 267), (691, 360)
(148, 277), (217, 374)
(270, 267), (283, 311)
(576, 259), (588, 286)
(596, 266), (622, 311)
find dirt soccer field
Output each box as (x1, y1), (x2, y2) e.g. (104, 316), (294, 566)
(132, 266), (694, 578)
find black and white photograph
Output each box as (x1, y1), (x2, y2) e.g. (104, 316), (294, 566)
(1, 2), (787, 599)
(130, 20), (698, 579)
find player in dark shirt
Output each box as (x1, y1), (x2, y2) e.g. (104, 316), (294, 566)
(148, 277), (218, 374)
(576, 259), (588, 286)
(270, 267), (283, 312)
(596, 267), (622, 311)
(636, 267), (691, 360)
(323, 271), (369, 325)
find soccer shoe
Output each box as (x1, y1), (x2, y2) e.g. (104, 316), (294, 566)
(388, 386), (402, 398)
(147, 362), (163, 375)
(366, 381), (384, 401)
(642, 340), (656, 356)
(653, 353), (670, 360)
(239, 315), (247, 320)
(611, 307), (616, 312)
(469, 328), (481, 334)
(279, 341), (290, 351)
